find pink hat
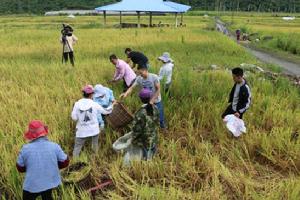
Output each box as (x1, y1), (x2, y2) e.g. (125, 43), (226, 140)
(82, 85), (94, 94)
(24, 120), (49, 141)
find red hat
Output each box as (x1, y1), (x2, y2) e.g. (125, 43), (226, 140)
(82, 85), (94, 94)
(24, 120), (49, 141)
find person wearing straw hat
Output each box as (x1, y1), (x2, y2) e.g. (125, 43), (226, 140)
(93, 84), (115, 129)
(16, 120), (69, 200)
(158, 52), (174, 94)
(71, 85), (112, 157)
(131, 88), (159, 160)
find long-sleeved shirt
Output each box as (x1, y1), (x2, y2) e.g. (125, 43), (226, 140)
(158, 62), (174, 85)
(113, 59), (136, 86)
(60, 34), (78, 53)
(16, 137), (68, 193)
(93, 88), (114, 127)
(229, 79), (251, 114)
(71, 98), (110, 138)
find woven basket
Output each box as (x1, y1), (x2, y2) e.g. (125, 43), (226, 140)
(106, 102), (134, 129)
(62, 162), (94, 190)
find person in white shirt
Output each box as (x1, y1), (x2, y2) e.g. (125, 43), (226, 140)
(60, 32), (78, 66)
(158, 52), (174, 94)
(71, 85), (111, 157)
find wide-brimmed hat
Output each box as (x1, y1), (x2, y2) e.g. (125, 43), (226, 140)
(24, 120), (49, 141)
(82, 85), (94, 94)
(139, 88), (153, 99)
(158, 52), (173, 63)
(94, 84), (106, 98)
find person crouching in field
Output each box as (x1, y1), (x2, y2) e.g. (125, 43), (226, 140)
(158, 52), (174, 94)
(222, 67), (251, 119)
(131, 88), (159, 160)
(16, 120), (69, 200)
(60, 31), (78, 66)
(120, 65), (166, 129)
(125, 48), (149, 69)
(108, 54), (137, 92)
(71, 85), (111, 157)
(93, 84), (115, 129)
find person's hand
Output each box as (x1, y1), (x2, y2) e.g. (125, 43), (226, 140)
(234, 112), (240, 118)
(149, 99), (155, 105)
(119, 93), (127, 99)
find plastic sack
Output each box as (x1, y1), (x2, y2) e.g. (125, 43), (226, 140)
(223, 115), (246, 137)
(112, 132), (133, 151)
(112, 132), (143, 165)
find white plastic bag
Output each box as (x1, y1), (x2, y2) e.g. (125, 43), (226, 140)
(112, 132), (143, 165)
(223, 115), (246, 137)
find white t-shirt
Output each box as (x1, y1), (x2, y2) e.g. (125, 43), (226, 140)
(71, 98), (110, 138)
(61, 35), (78, 53)
(158, 62), (174, 85)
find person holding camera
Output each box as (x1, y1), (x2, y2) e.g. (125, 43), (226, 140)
(60, 24), (78, 66)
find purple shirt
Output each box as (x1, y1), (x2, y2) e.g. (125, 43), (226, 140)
(114, 59), (136, 86)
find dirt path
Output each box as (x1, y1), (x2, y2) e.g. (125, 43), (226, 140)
(215, 19), (300, 76)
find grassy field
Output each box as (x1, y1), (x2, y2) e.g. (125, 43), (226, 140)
(221, 13), (300, 59)
(0, 14), (300, 199)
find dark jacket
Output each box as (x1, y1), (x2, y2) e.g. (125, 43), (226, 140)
(228, 80), (251, 114)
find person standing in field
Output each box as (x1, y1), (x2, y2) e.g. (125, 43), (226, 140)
(16, 120), (69, 200)
(120, 65), (166, 129)
(60, 30), (78, 66)
(157, 52), (174, 94)
(131, 88), (159, 160)
(108, 54), (137, 92)
(71, 85), (111, 157)
(93, 84), (115, 129)
(236, 29), (241, 43)
(222, 67), (251, 119)
(125, 48), (149, 69)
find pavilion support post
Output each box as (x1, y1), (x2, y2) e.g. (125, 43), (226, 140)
(119, 11), (122, 25)
(103, 11), (107, 26)
(180, 13), (183, 26)
(149, 12), (153, 27)
(175, 12), (178, 28)
(137, 11), (141, 28)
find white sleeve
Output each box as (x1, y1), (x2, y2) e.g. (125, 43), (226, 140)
(158, 67), (164, 81)
(95, 103), (111, 115)
(71, 103), (78, 121)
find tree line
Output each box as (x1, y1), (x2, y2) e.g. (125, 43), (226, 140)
(0, 0), (299, 14)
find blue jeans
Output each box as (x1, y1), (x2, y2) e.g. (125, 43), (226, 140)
(155, 101), (165, 128)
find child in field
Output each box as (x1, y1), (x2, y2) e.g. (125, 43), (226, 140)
(71, 85), (111, 157)
(222, 67), (251, 119)
(93, 84), (115, 129)
(158, 52), (174, 94)
(120, 65), (166, 129)
(16, 120), (69, 200)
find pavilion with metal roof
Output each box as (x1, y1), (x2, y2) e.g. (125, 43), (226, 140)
(95, 0), (191, 28)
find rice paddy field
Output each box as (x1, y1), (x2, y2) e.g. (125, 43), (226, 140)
(0, 13), (300, 199)
(221, 12), (300, 59)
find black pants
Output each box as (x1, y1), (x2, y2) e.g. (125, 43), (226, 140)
(23, 189), (53, 200)
(123, 78), (136, 92)
(63, 52), (74, 66)
(221, 104), (244, 119)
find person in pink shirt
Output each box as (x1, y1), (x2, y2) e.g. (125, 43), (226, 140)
(108, 54), (137, 92)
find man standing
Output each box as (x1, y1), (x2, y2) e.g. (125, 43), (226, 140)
(60, 26), (78, 67)
(222, 67), (251, 119)
(125, 48), (149, 69)
(71, 85), (111, 157)
(108, 54), (136, 92)
(120, 65), (166, 129)
(16, 120), (69, 200)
